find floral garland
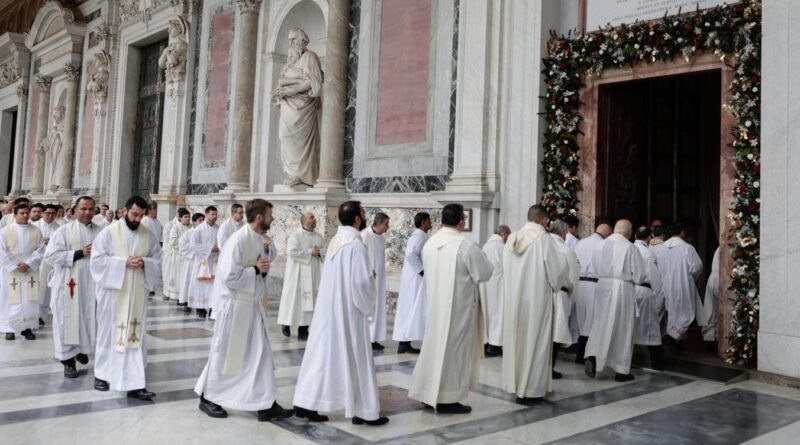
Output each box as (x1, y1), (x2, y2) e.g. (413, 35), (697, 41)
(541, 1), (761, 364)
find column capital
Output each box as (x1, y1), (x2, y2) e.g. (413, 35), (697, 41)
(36, 76), (52, 92)
(236, 0), (262, 15)
(16, 85), (27, 101)
(64, 64), (80, 82)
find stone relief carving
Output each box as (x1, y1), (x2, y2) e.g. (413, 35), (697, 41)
(236, 0), (262, 15)
(96, 22), (112, 48)
(171, 0), (198, 15)
(40, 105), (65, 191)
(158, 17), (188, 97)
(119, 0), (140, 22)
(87, 50), (110, 112)
(0, 58), (20, 89)
(36, 76), (52, 93)
(64, 63), (80, 82)
(16, 85), (27, 100)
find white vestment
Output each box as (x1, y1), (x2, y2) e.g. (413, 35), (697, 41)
(585, 234), (647, 375)
(0, 213), (13, 229)
(160, 217), (179, 298)
(195, 225), (277, 410)
(44, 221), (99, 360)
(277, 229), (325, 327)
(573, 233), (604, 336)
(90, 221), (161, 391)
(164, 222), (190, 300)
(551, 233), (580, 346)
(479, 234), (505, 346)
(96, 218), (113, 229)
(566, 232), (579, 250)
(189, 222), (219, 309)
(633, 240), (665, 346)
(362, 227), (387, 342)
(0, 223), (45, 333)
(698, 247), (720, 341)
(33, 219), (60, 317)
(650, 237), (703, 340)
(141, 216), (164, 291)
(501, 223), (569, 399)
(409, 228), (493, 406)
(216, 218), (244, 251)
(293, 226), (380, 420)
(178, 228), (195, 305)
(392, 229), (429, 342)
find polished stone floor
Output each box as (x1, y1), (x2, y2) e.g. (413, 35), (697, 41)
(2, 295), (800, 444)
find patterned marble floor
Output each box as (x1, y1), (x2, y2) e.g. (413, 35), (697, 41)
(2, 295), (800, 445)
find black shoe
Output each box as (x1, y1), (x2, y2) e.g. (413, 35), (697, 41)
(5, 333), (14, 341)
(648, 345), (667, 371)
(183, 305), (192, 314)
(149, 291), (156, 296)
(199, 395), (228, 418)
(298, 326), (309, 340)
(197, 309), (207, 319)
(352, 416), (389, 426)
(281, 325), (290, 337)
(484, 344), (502, 357)
(21, 329), (35, 340)
(398, 342), (421, 354)
(127, 388), (157, 401)
(294, 406), (328, 422)
(62, 359), (78, 378)
(574, 336), (588, 364)
(39, 318), (45, 327)
(177, 302), (188, 306)
(94, 378), (109, 391)
(584, 357), (596, 378)
(163, 295), (170, 301)
(614, 373), (635, 382)
(552, 369), (563, 380)
(515, 397), (544, 406)
(436, 403), (472, 414)
(75, 353), (89, 365)
(208, 309), (212, 318)
(372, 342), (385, 351)
(258, 402), (294, 421)
(662, 335), (679, 354)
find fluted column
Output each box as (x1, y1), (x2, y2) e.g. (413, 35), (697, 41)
(30, 76), (52, 194)
(314, 0), (349, 189)
(226, 0), (262, 191)
(57, 64), (80, 192)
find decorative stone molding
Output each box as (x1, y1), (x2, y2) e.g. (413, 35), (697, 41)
(119, 0), (140, 22)
(236, 0), (262, 15)
(96, 22), (112, 48)
(16, 85), (27, 100)
(171, 0), (198, 15)
(158, 17), (188, 97)
(87, 50), (110, 111)
(64, 63), (80, 82)
(36, 76), (52, 92)
(0, 58), (20, 89)
(59, 5), (75, 25)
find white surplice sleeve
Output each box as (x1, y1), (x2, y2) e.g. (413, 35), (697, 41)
(90, 229), (126, 291)
(44, 227), (75, 268)
(405, 235), (425, 275)
(350, 244), (376, 317)
(141, 233), (163, 291)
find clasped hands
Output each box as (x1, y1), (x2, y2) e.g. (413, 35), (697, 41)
(126, 256), (145, 269)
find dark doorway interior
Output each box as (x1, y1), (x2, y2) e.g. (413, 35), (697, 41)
(5, 110), (17, 195)
(598, 70), (722, 272)
(131, 40), (167, 201)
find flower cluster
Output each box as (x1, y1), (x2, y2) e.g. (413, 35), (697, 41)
(541, 1), (761, 364)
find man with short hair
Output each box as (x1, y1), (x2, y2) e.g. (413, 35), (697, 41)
(92, 204), (110, 225)
(501, 206), (570, 405)
(480, 225), (510, 357)
(45, 196), (100, 378)
(571, 222), (612, 363)
(29, 203), (44, 222)
(584, 219), (647, 382)
(179, 214), (205, 312)
(549, 219), (580, 379)
(195, 199), (293, 421)
(362, 212), (390, 350)
(33, 203), (61, 326)
(278, 212), (325, 339)
(163, 209), (191, 302)
(632, 226), (666, 370)
(0, 204), (44, 341)
(0, 197), (31, 229)
(90, 196), (162, 400)
(563, 215), (580, 249)
(97, 209), (114, 228)
(216, 204), (245, 250)
(393, 212), (432, 354)
(293, 201), (388, 426)
(650, 225), (667, 246)
(189, 206), (219, 319)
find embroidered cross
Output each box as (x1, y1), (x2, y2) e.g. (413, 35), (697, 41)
(67, 278), (77, 299)
(10, 277), (18, 291)
(116, 322), (127, 347)
(28, 276), (36, 289)
(128, 319), (140, 344)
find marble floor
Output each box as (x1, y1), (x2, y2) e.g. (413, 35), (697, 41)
(2, 296), (800, 445)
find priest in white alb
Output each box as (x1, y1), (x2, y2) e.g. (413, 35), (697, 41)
(195, 199), (293, 421)
(179, 213), (205, 313)
(392, 212), (432, 354)
(292, 201), (388, 426)
(0, 204), (44, 341)
(162, 209), (190, 301)
(571, 222), (611, 363)
(216, 204), (244, 250)
(584, 219), (647, 381)
(632, 226), (666, 370)
(278, 212), (325, 339)
(698, 246), (720, 345)
(362, 212), (390, 351)
(479, 225), (510, 357)
(33, 203), (60, 325)
(44, 196), (100, 378)
(90, 196), (162, 400)
(549, 219), (580, 378)
(189, 206), (219, 319)
(0, 197), (29, 229)
(409, 204), (493, 414)
(501, 206), (569, 405)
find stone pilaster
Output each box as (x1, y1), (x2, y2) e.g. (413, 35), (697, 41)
(30, 76), (52, 194)
(314, 0), (350, 190)
(226, 0), (262, 191)
(56, 64), (80, 193)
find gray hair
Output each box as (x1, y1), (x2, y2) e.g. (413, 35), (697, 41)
(288, 28), (310, 46)
(549, 220), (569, 236)
(373, 212), (390, 226)
(496, 225), (511, 235)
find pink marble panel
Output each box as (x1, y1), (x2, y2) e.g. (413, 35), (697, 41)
(374, 0), (431, 146)
(25, 86), (40, 179)
(80, 64), (96, 174)
(203, 10), (233, 164)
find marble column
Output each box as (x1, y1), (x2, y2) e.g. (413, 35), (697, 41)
(227, 0), (262, 191)
(314, 0), (349, 190)
(57, 64), (80, 193)
(30, 76), (52, 195)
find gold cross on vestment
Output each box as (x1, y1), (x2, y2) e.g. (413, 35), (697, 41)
(10, 277), (18, 291)
(28, 275), (36, 288)
(128, 319), (140, 344)
(116, 322), (127, 347)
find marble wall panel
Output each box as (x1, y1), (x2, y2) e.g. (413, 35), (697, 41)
(24, 84), (39, 179)
(202, 8), (233, 167)
(79, 64), (96, 175)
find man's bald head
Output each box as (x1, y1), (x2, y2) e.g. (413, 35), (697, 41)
(614, 219), (633, 238)
(596, 223), (612, 238)
(301, 212), (317, 231)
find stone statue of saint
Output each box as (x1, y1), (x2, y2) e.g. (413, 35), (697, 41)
(271, 28), (323, 187)
(41, 105), (65, 191)
(158, 18), (188, 96)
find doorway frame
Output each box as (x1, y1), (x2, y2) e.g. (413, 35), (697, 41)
(576, 53), (736, 354)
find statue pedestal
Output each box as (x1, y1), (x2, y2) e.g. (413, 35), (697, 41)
(272, 183), (309, 193)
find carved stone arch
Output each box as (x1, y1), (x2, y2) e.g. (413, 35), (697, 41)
(266, 0), (328, 55)
(25, 0), (83, 49)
